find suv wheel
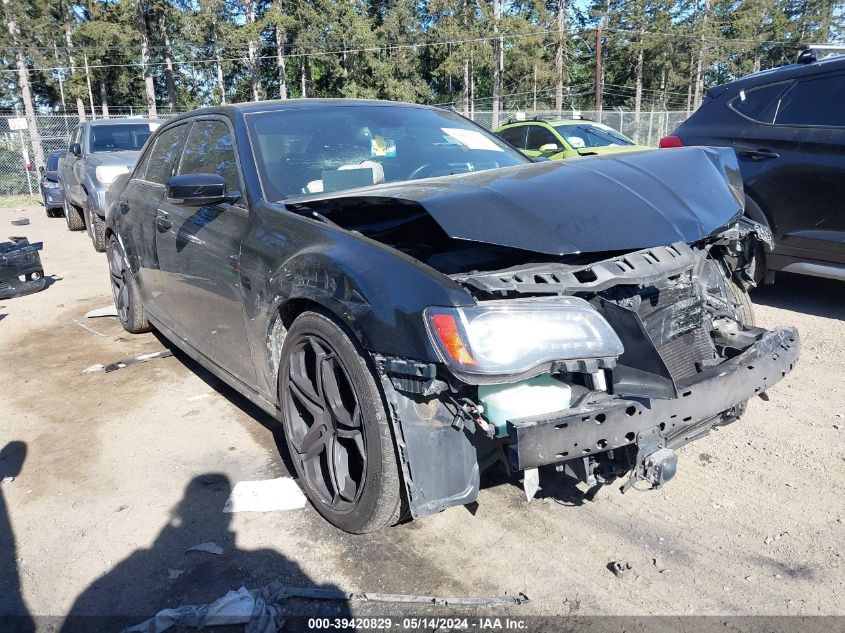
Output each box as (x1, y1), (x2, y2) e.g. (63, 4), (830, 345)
(279, 310), (403, 533)
(90, 211), (107, 252)
(63, 198), (85, 231)
(107, 236), (149, 333)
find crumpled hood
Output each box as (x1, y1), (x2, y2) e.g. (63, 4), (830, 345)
(292, 146), (745, 256)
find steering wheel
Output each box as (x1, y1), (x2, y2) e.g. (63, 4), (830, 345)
(407, 163), (451, 180)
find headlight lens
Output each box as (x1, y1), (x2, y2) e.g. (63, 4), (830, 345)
(425, 298), (624, 375)
(95, 165), (129, 184)
(41, 179), (59, 189)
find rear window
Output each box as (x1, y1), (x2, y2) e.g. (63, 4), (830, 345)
(775, 74), (845, 127)
(729, 82), (790, 123)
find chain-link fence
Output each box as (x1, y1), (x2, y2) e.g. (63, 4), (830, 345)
(0, 111), (186, 200)
(0, 108), (691, 200)
(469, 109), (690, 145)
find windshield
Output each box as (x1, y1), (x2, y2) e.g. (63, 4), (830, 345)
(245, 105), (528, 200)
(553, 124), (634, 149)
(90, 123), (156, 153)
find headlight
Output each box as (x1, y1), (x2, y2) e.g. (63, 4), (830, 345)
(425, 297), (624, 375)
(41, 179), (59, 190)
(95, 165), (129, 184)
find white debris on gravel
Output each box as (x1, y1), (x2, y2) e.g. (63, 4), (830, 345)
(186, 542), (224, 556)
(85, 305), (119, 318)
(82, 364), (105, 373)
(223, 477), (306, 513)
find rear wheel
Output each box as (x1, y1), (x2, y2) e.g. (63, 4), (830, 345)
(63, 198), (85, 231)
(107, 236), (149, 334)
(279, 310), (402, 533)
(90, 211), (107, 252)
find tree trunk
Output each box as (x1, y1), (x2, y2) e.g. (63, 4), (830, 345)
(159, 12), (177, 109)
(633, 28), (644, 143)
(554, 0), (565, 114)
(100, 82), (109, 118)
(62, 4), (86, 120)
(212, 11), (226, 104)
(491, 0), (502, 128)
(247, 0), (261, 101)
(3, 1), (45, 171)
(300, 55), (312, 98)
(462, 56), (469, 116)
(692, 0), (711, 111)
(275, 1), (287, 100)
(136, 1), (157, 116)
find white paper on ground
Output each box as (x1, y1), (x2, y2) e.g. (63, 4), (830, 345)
(85, 304), (119, 318)
(223, 477), (307, 513)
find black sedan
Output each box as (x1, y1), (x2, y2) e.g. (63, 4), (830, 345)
(39, 151), (64, 217)
(105, 100), (799, 533)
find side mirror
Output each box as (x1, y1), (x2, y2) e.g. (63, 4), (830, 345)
(166, 173), (237, 206)
(38, 165), (45, 174)
(70, 143), (81, 157)
(538, 143), (561, 154)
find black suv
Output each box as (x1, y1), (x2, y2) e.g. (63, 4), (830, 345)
(661, 53), (845, 283)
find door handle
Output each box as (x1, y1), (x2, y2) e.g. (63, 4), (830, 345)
(155, 209), (172, 231)
(737, 147), (779, 161)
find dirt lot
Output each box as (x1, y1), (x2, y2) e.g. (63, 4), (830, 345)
(1, 205), (844, 630)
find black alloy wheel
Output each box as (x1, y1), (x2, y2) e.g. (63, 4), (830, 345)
(279, 311), (402, 533)
(286, 335), (368, 511)
(106, 236), (149, 333)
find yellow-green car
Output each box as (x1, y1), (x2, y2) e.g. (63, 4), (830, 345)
(495, 117), (647, 160)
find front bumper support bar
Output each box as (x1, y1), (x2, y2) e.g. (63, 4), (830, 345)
(506, 327), (799, 471)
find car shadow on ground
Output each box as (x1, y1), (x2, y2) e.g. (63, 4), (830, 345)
(753, 272), (845, 320)
(57, 473), (351, 633)
(151, 330), (297, 478)
(480, 462), (591, 507)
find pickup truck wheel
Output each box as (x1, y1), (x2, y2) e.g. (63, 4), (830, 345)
(279, 310), (403, 533)
(107, 236), (149, 334)
(63, 198), (85, 231)
(90, 211), (107, 252)
(727, 279), (755, 327)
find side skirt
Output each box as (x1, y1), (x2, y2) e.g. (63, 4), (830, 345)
(146, 313), (280, 419)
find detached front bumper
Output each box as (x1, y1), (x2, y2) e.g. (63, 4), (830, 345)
(507, 326), (800, 471)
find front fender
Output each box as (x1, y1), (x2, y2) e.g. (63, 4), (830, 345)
(240, 205), (475, 402)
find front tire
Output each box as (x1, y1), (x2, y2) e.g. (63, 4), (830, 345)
(107, 236), (149, 334)
(63, 198), (85, 231)
(279, 310), (403, 533)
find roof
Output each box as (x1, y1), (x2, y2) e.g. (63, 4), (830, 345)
(86, 118), (164, 127)
(714, 55), (845, 93)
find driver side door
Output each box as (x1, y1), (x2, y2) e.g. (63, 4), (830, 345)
(154, 117), (257, 384)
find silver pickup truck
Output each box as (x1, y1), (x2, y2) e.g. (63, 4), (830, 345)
(59, 119), (161, 251)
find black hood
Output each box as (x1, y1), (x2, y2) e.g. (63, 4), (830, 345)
(289, 146), (745, 257)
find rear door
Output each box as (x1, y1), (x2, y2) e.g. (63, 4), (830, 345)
(735, 72), (845, 264)
(117, 122), (190, 324)
(154, 117), (256, 383)
(498, 125), (528, 151)
(60, 125), (83, 202)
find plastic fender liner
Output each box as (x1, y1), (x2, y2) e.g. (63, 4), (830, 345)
(377, 370), (483, 518)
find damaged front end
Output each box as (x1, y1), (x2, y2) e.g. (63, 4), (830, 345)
(0, 237), (46, 300)
(375, 224), (797, 516)
(291, 147), (798, 518)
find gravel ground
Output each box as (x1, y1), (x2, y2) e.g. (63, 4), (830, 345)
(1, 206), (843, 630)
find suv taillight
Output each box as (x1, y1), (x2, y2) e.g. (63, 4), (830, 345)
(659, 135), (683, 148)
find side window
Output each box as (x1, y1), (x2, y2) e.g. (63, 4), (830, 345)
(132, 146), (154, 182)
(178, 120), (240, 193)
(730, 82), (790, 123)
(144, 124), (189, 185)
(499, 126), (527, 148)
(525, 125), (559, 150)
(775, 74), (845, 127)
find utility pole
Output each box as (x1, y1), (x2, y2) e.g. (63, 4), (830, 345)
(594, 27), (603, 118)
